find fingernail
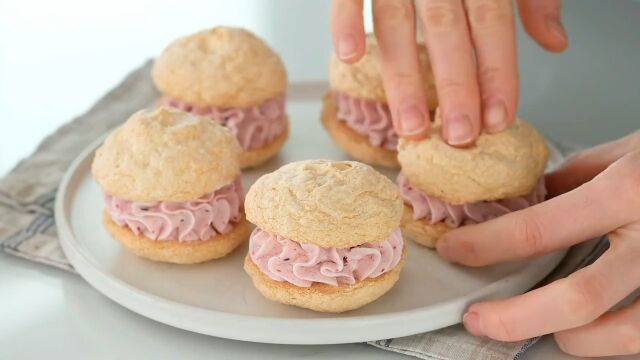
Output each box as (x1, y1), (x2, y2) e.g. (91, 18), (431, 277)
(463, 312), (485, 337)
(546, 16), (567, 41)
(338, 34), (357, 60)
(398, 106), (427, 136)
(445, 115), (474, 146)
(484, 98), (508, 133)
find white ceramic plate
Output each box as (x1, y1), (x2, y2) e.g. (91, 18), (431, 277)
(56, 84), (566, 345)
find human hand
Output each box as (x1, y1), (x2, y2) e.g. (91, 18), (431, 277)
(330, 0), (568, 146)
(436, 132), (640, 357)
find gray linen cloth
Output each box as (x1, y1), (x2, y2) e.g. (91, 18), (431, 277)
(0, 61), (608, 360)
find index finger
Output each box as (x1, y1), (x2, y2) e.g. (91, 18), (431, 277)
(437, 150), (640, 266)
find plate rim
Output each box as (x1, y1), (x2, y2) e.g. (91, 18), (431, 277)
(56, 135), (567, 345)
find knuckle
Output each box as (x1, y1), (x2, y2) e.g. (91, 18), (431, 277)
(419, 1), (462, 31)
(478, 66), (500, 85)
(512, 215), (545, 257)
(436, 77), (466, 95)
(466, 0), (511, 30)
(563, 275), (607, 324)
(373, 0), (412, 26)
(386, 71), (420, 92)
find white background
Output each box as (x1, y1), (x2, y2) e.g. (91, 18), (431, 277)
(0, 0), (340, 175)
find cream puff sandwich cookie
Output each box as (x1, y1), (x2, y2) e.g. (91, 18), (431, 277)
(322, 35), (438, 168)
(152, 26), (288, 169)
(92, 107), (251, 264)
(397, 113), (549, 248)
(243, 160), (406, 313)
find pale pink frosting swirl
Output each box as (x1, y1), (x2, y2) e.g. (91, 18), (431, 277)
(163, 95), (286, 150)
(398, 174), (546, 228)
(104, 177), (243, 242)
(334, 91), (397, 150)
(249, 227), (403, 287)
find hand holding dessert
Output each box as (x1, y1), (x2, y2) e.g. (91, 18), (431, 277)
(323, 35), (437, 168)
(397, 111), (549, 247)
(438, 132), (640, 357)
(330, 0), (568, 146)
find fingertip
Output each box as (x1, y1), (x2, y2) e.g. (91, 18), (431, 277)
(462, 311), (485, 337)
(522, 14), (569, 52)
(517, 0), (569, 53)
(541, 16), (569, 52)
(466, 302), (483, 314)
(336, 33), (366, 63)
(523, 18), (569, 53)
(395, 104), (430, 139)
(541, 39), (569, 53)
(435, 227), (492, 267)
(534, 32), (569, 53)
(436, 232), (473, 265)
(468, 302), (527, 342)
(483, 98), (512, 134)
(442, 114), (478, 147)
(436, 236), (454, 262)
(400, 113), (430, 140)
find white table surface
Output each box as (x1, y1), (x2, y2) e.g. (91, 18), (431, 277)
(1, 1), (639, 359)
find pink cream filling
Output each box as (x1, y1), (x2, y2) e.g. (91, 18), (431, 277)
(398, 174), (546, 228)
(104, 177), (243, 242)
(162, 95), (286, 150)
(334, 91), (397, 151)
(248, 227), (404, 288)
